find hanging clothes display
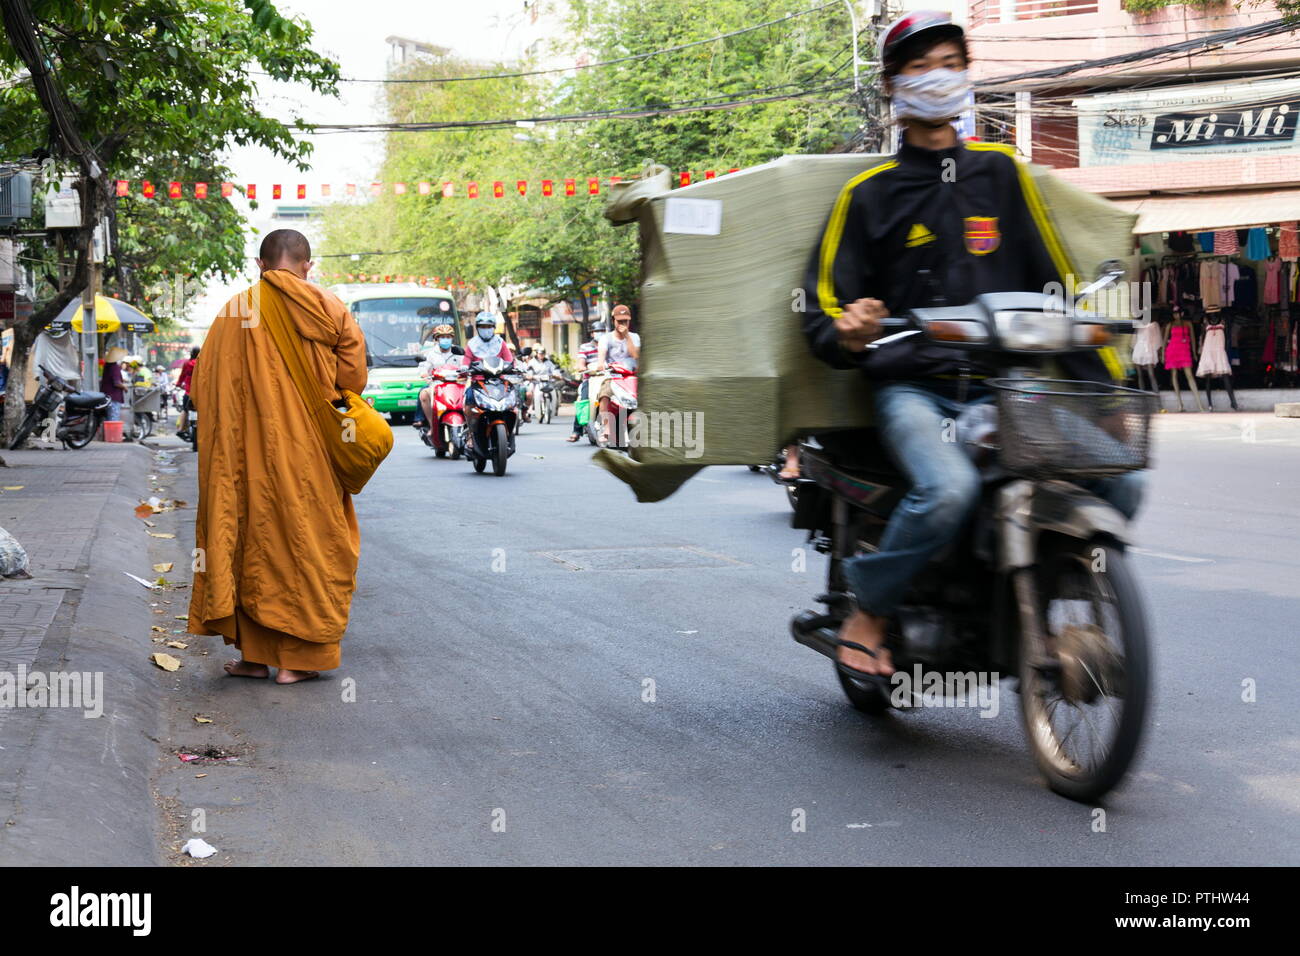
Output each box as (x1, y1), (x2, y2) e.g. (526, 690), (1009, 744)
(1196, 322), (1232, 377)
(1196, 231), (1215, 253)
(1263, 318), (1277, 366)
(1264, 259), (1283, 305)
(1234, 263), (1257, 307)
(1213, 229), (1240, 255)
(1279, 221), (1300, 259)
(1246, 227), (1272, 261)
(1199, 259), (1223, 311)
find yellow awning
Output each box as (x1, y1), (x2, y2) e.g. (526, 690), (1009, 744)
(1114, 189), (1300, 235)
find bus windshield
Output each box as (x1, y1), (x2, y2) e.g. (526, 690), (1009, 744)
(351, 297), (459, 368)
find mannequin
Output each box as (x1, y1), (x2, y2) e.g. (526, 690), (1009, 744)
(1164, 311), (1205, 412)
(1196, 313), (1237, 410)
(1130, 317), (1163, 398)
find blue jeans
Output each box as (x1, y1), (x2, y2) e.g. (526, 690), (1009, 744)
(842, 382), (1144, 617)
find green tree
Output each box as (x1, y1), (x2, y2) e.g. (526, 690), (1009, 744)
(319, 0), (866, 335)
(0, 0), (339, 444)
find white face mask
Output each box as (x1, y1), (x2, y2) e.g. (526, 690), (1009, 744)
(477, 328), (494, 342)
(890, 68), (971, 123)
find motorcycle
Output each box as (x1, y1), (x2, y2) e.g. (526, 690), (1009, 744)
(530, 369), (557, 425)
(789, 279), (1154, 802)
(7, 364), (112, 450)
(464, 355), (519, 476)
(574, 368), (600, 445)
(421, 364), (467, 459)
(593, 362), (638, 450)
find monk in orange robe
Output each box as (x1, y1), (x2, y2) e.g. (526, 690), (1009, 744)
(188, 229), (367, 683)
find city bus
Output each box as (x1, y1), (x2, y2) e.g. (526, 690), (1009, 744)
(329, 283), (462, 423)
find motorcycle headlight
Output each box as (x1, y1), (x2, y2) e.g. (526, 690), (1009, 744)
(994, 310), (1072, 351)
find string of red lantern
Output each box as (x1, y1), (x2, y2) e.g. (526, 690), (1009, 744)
(113, 169), (742, 200)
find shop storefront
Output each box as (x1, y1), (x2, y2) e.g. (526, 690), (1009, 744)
(1062, 77), (1300, 405)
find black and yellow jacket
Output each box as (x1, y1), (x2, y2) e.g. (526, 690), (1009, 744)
(801, 140), (1120, 385)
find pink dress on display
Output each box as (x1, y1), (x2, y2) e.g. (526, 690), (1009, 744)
(1165, 324), (1193, 370)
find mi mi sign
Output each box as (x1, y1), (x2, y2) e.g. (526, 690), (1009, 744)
(1151, 103), (1298, 150)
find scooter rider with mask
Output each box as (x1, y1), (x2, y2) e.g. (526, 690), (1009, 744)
(415, 323), (463, 449)
(800, 11), (1141, 682)
(466, 311), (514, 366)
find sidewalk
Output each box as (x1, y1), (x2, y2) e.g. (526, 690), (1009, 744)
(0, 437), (192, 865)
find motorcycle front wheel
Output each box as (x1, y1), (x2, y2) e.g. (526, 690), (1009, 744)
(7, 406), (46, 449)
(492, 423), (509, 476)
(1019, 539), (1151, 802)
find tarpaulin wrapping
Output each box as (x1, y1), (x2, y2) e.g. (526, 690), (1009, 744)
(595, 155), (1138, 502)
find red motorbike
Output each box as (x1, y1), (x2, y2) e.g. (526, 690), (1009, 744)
(421, 364), (467, 459)
(596, 362), (639, 450)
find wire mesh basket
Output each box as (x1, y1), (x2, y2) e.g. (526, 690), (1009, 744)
(988, 378), (1156, 479)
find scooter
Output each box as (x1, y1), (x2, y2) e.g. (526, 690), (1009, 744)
(593, 362), (638, 450)
(422, 364), (467, 459)
(7, 364), (111, 450)
(464, 355), (519, 476)
(574, 369), (599, 445)
(789, 277), (1153, 802)
(530, 370), (555, 424)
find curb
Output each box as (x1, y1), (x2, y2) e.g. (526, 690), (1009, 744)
(0, 442), (187, 866)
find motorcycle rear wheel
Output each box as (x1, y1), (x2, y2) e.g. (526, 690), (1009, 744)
(64, 421), (96, 449)
(836, 668), (893, 715)
(1019, 539), (1151, 802)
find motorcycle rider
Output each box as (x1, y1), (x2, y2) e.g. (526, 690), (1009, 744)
(567, 322), (604, 442)
(594, 305), (640, 444)
(466, 311), (514, 366)
(415, 323), (463, 450)
(801, 11), (1142, 680)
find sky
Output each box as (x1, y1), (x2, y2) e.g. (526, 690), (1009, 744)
(187, 0), (546, 325)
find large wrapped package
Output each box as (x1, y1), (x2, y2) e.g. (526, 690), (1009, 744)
(595, 156), (1137, 501)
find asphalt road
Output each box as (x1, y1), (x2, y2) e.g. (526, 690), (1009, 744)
(156, 412), (1300, 866)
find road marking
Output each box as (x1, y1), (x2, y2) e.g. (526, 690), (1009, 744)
(1130, 547), (1213, 564)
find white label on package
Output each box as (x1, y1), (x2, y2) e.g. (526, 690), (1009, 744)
(663, 197), (722, 236)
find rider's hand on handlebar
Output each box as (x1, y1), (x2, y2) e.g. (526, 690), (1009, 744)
(835, 298), (888, 352)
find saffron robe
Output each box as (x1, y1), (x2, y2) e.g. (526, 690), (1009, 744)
(187, 270), (367, 669)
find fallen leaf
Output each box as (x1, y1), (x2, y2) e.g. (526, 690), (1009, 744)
(147, 532), (176, 539)
(153, 562), (174, 573)
(151, 625), (166, 632)
(152, 609), (165, 615)
(172, 499), (188, 508)
(150, 652), (181, 672)
(165, 640), (188, 650)
(4, 485), (24, 491)
(174, 615), (188, 620)
(194, 773), (207, 778)
(193, 716), (212, 724)
(143, 519), (156, 527)
(134, 503), (153, 520)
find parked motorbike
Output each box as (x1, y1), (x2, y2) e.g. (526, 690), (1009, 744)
(592, 362), (638, 450)
(421, 364), (467, 459)
(7, 364), (111, 450)
(789, 279), (1153, 802)
(464, 355), (519, 476)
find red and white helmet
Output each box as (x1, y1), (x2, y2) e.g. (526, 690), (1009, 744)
(880, 11), (965, 72)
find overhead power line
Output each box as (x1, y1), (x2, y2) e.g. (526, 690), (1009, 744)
(975, 16), (1300, 87)
(309, 79), (856, 134)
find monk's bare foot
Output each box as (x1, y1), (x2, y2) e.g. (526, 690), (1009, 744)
(224, 659), (269, 679)
(837, 610), (894, 676)
(274, 668), (320, 685)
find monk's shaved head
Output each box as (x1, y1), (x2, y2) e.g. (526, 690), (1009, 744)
(256, 228), (313, 280)
(259, 229), (311, 267)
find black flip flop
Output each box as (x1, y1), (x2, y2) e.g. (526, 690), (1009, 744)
(834, 639), (884, 681)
